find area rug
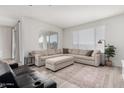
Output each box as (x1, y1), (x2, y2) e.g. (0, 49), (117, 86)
(54, 64), (111, 87)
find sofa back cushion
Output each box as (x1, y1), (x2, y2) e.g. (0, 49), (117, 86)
(30, 51), (41, 57)
(47, 49), (56, 55)
(40, 50), (48, 56)
(56, 49), (63, 54)
(78, 50), (89, 56)
(30, 51), (41, 55)
(68, 49), (73, 54)
(71, 49), (79, 55)
(60, 49), (63, 54)
(30, 50), (47, 56)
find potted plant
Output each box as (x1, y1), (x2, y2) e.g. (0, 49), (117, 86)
(104, 44), (116, 66)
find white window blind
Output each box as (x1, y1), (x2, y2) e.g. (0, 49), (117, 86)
(73, 25), (105, 50)
(95, 25), (106, 53)
(95, 25), (105, 45)
(78, 28), (95, 49)
(73, 31), (79, 48)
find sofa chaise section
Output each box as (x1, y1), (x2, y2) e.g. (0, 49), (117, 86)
(45, 56), (74, 71)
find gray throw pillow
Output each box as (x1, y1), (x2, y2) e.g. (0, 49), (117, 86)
(85, 50), (93, 56)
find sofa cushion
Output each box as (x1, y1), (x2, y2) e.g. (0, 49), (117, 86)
(74, 55), (94, 61)
(40, 54), (64, 60)
(40, 50), (48, 56)
(47, 49), (56, 55)
(68, 49), (73, 54)
(40, 56), (49, 60)
(60, 49), (63, 54)
(92, 50), (100, 57)
(56, 49), (63, 54)
(78, 50), (89, 56)
(30, 51), (41, 56)
(30, 50), (47, 56)
(64, 54), (73, 56)
(71, 49), (79, 55)
(56, 49), (61, 54)
(46, 56), (73, 65)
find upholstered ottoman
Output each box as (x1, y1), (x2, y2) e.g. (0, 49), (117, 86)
(45, 56), (74, 71)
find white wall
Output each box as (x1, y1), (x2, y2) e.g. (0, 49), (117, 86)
(63, 14), (124, 67)
(0, 26), (12, 59)
(21, 17), (63, 58)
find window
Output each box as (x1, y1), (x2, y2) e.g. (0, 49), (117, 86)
(73, 25), (105, 50)
(49, 33), (58, 49)
(95, 25), (106, 53)
(38, 31), (58, 49)
(95, 25), (105, 45)
(73, 31), (79, 48)
(78, 28), (95, 49)
(73, 28), (95, 50)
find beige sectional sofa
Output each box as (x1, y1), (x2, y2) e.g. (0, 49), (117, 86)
(30, 49), (101, 67)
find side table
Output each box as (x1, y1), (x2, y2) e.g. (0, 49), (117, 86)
(24, 56), (35, 66)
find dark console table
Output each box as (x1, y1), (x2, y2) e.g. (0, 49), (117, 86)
(24, 56), (35, 66)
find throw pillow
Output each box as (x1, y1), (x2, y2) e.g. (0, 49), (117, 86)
(85, 50), (93, 56)
(63, 48), (69, 54)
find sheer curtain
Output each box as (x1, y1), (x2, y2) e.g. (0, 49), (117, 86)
(11, 28), (16, 59)
(12, 21), (21, 63)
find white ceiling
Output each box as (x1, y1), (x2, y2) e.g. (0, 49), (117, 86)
(0, 5), (124, 28)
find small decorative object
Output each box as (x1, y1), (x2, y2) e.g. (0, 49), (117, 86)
(98, 40), (102, 44)
(29, 53), (32, 56)
(104, 44), (116, 66)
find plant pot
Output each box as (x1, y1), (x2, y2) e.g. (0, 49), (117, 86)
(106, 61), (112, 67)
